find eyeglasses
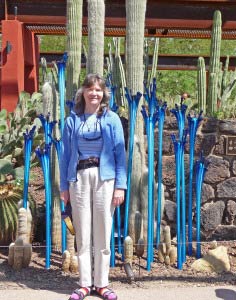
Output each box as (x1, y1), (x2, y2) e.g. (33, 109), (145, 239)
(80, 115), (102, 141)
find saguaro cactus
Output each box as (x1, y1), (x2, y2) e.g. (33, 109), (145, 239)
(125, 0), (148, 241)
(207, 10), (222, 114)
(87, 0), (105, 75)
(66, 0), (83, 99)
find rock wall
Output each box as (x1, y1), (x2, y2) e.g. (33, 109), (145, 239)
(155, 116), (236, 241)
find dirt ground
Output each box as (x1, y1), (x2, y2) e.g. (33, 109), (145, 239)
(0, 243), (236, 291)
(1, 167), (236, 291)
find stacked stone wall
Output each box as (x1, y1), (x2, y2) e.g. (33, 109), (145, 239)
(155, 116), (236, 241)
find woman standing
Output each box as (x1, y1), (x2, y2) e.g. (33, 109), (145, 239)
(60, 74), (127, 300)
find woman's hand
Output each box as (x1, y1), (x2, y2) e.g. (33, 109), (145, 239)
(60, 190), (70, 205)
(112, 189), (125, 207)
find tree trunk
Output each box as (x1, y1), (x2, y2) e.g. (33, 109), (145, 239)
(125, 0), (147, 241)
(87, 0), (105, 75)
(66, 0), (83, 99)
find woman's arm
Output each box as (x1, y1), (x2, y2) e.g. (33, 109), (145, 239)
(113, 113), (127, 190)
(59, 119), (72, 192)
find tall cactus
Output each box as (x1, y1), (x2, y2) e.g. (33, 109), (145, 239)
(87, 0), (105, 75)
(206, 10), (222, 114)
(197, 57), (206, 113)
(149, 38), (159, 85)
(66, 0), (83, 99)
(113, 38), (127, 107)
(41, 67), (62, 249)
(125, 0), (147, 241)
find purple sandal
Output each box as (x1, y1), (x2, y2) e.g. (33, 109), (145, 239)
(96, 287), (117, 300)
(68, 287), (90, 300)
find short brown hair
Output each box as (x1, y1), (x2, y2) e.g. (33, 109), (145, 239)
(74, 73), (110, 116)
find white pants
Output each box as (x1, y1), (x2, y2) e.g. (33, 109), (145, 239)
(69, 167), (115, 287)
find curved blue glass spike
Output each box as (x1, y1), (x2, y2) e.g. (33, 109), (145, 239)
(38, 114), (57, 145)
(23, 125), (36, 140)
(49, 135), (62, 161)
(106, 73), (112, 87)
(23, 126), (37, 209)
(141, 81), (166, 271)
(170, 102), (188, 140)
(141, 105), (148, 120)
(156, 102), (167, 249)
(195, 151), (207, 259)
(123, 89), (142, 244)
(187, 111), (204, 256)
(109, 85), (119, 112)
(171, 135), (185, 270)
(143, 78), (158, 117)
(35, 144), (52, 269)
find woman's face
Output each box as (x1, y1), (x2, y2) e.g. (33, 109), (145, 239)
(83, 82), (104, 113)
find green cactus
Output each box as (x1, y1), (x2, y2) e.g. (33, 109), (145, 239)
(143, 39), (149, 84)
(66, 0), (83, 99)
(149, 38), (159, 86)
(111, 38), (127, 107)
(206, 10), (222, 115)
(87, 0), (105, 75)
(197, 57), (206, 113)
(126, 0), (147, 242)
(0, 91), (42, 162)
(0, 184), (36, 246)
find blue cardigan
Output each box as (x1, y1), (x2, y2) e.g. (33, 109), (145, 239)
(59, 109), (127, 191)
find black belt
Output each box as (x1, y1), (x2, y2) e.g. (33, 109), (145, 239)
(77, 157), (100, 170)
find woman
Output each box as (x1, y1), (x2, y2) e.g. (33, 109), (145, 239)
(60, 74), (127, 300)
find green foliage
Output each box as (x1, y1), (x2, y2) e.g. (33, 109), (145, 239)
(39, 35), (66, 52)
(156, 70), (197, 109)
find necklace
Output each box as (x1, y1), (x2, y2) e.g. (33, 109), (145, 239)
(80, 114), (102, 141)
(83, 114), (93, 132)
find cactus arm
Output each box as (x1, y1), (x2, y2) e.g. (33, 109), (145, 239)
(149, 38), (159, 85)
(197, 57), (207, 114)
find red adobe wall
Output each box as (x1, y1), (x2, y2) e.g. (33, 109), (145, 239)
(0, 20), (39, 112)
